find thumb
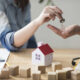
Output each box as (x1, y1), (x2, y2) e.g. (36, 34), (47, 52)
(44, 13), (51, 19)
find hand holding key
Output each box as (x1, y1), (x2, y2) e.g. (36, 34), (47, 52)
(37, 6), (63, 25)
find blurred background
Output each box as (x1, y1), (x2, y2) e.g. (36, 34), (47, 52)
(30, 0), (80, 49)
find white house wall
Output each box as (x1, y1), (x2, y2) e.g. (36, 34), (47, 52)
(32, 48), (45, 65)
(45, 53), (53, 66)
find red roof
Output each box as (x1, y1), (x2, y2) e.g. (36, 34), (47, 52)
(38, 44), (54, 55)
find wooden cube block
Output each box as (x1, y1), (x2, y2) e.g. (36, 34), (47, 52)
(71, 70), (80, 80)
(38, 65), (46, 74)
(48, 72), (56, 80)
(32, 71), (41, 80)
(9, 65), (19, 76)
(63, 67), (73, 79)
(56, 70), (67, 80)
(52, 62), (62, 72)
(19, 67), (31, 78)
(0, 68), (10, 79)
(0, 72), (1, 78)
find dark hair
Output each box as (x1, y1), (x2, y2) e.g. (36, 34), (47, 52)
(16, 0), (29, 11)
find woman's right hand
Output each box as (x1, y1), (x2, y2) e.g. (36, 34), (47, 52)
(36, 6), (63, 25)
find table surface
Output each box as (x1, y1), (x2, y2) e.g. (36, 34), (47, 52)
(6, 49), (80, 80)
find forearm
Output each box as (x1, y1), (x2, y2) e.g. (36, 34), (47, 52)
(14, 18), (41, 47)
(13, 6), (63, 47)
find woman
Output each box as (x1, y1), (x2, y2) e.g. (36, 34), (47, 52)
(0, 0), (63, 51)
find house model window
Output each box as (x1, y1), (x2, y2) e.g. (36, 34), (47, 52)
(36, 54), (40, 60)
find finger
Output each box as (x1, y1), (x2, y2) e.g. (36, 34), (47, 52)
(49, 6), (63, 14)
(54, 6), (63, 14)
(47, 9), (56, 19)
(52, 15), (56, 21)
(47, 24), (71, 38)
(45, 6), (62, 20)
(44, 13), (51, 21)
(47, 24), (70, 38)
(54, 12), (63, 20)
(44, 13), (50, 18)
(49, 7), (63, 20)
(49, 6), (63, 20)
(47, 24), (63, 36)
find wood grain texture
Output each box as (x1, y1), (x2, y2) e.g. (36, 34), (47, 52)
(6, 49), (80, 80)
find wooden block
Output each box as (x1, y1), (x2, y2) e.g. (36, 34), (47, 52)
(38, 65), (46, 74)
(63, 67), (73, 79)
(52, 62), (62, 72)
(0, 68), (10, 79)
(56, 70), (67, 80)
(71, 70), (80, 80)
(9, 65), (19, 76)
(32, 71), (41, 80)
(0, 72), (1, 78)
(19, 67), (31, 78)
(48, 72), (56, 80)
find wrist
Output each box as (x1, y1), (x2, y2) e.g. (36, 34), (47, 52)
(35, 17), (43, 26)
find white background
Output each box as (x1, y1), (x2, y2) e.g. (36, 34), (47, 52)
(30, 0), (80, 49)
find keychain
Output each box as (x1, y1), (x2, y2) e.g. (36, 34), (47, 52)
(58, 13), (65, 30)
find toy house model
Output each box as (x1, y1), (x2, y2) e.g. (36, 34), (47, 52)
(32, 44), (54, 66)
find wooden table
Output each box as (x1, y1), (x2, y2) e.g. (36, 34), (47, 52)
(7, 49), (80, 80)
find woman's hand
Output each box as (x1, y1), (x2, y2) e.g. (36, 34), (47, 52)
(47, 24), (80, 39)
(36, 6), (63, 25)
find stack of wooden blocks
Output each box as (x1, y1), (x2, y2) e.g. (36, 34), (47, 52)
(0, 65), (31, 79)
(19, 67), (31, 78)
(0, 65), (19, 79)
(31, 65), (46, 80)
(0, 68), (10, 79)
(0, 62), (80, 80)
(48, 62), (74, 80)
(71, 70), (80, 80)
(48, 62), (80, 80)
(48, 72), (56, 80)
(9, 65), (19, 76)
(32, 71), (41, 80)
